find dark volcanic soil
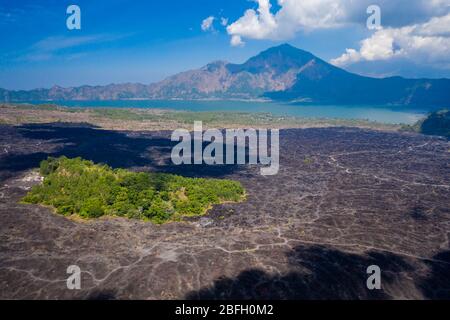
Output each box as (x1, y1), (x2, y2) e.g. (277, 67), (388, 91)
(0, 123), (449, 299)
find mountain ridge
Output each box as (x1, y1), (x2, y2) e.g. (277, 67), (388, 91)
(2, 44), (449, 107)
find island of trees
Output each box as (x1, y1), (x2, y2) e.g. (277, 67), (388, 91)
(22, 157), (245, 223)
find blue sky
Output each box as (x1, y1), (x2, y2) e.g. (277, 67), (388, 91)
(1, 0), (449, 89)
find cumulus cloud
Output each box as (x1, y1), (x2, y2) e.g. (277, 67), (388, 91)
(230, 35), (244, 47)
(227, 0), (278, 42)
(226, 0), (449, 46)
(201, 16), (215, 32)
(331, 13), (450, 68)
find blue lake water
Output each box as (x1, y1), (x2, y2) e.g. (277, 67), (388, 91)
(28, 100), (434, 124)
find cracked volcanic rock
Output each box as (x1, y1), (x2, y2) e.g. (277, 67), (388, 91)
(0, 124), (449, 299)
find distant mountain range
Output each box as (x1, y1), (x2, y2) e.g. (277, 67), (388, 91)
(2, 44), (449, 107)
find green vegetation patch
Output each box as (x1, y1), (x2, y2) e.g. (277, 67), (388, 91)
(420, 109), (449, 139)
(2, 103), (400, 131)
(22, 156), (245, 223)
(401, 109), (449, 139)
(91, 108), (160, 121)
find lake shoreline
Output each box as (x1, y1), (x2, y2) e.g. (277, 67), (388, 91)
(3, 99), (432, 125)
(0, 103), (406, 132)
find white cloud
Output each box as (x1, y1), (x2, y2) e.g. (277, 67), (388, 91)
(331, 13), (450, 68)
(226, 0), (449, 45)
(221, 17), (229, 26)
(201, 16), (215, 32)
(230, 35), (244, 47)
(418, 13), (450, 36)
(226, 0), (278, 43)
(16, 34), (128, 62)
(32, 35), (102, 52)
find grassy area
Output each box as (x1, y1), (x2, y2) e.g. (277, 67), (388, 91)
(87, 107), (399, 128)
(22, 157), (245, 224)
(0, 103), (401, 131)
(3, 103), (83, 112)
(91, 108), (160, 121)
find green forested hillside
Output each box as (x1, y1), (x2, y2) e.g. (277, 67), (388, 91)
(419, 109), (450, 139)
